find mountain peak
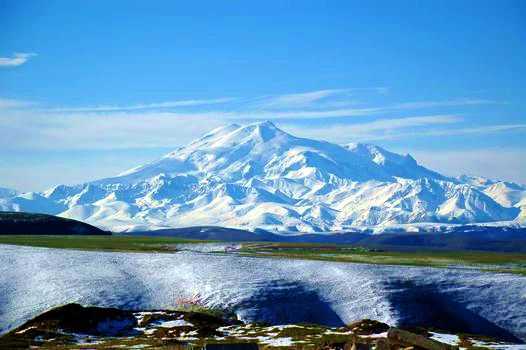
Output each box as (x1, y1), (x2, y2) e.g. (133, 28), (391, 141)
(345, 142), (446, 181)
(188, 121), (286, 149)
(235, 120), (281, 134)
(237, 120), (287, 142)
(3, 122), (522, 232)
(199, 123), (241, 140)
(252, 120), (278, 129)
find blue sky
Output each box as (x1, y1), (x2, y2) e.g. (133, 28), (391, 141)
(1, 0), (525, 191)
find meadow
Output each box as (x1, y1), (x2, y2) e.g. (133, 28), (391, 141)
(0, 235), (203, 253)
(240, 243), (526, 275)
(1, 235), (525, 275)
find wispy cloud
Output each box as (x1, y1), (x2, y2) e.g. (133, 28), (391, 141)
(18, 88), (497, 120)
(0, 111), (226, 150)
(47, 97), (235, 112)
(253, 87), (388, 110)
(281, 115), (462, 143)
(357, 123), (526, 141)
(257, 89), (351, 109)
(392, 98), (497, 110)
(0, 88), (514, 151)
(0, 52), (36, 67)
(0, 87), (521, 189)
(240, 107), (380, 119)
(0, 98), (33, 110)
(242, 92), (498, 119)
(282, 117), (526, 143)
(408, 123), (526, 137)
(277, 97), (497, 117)
(3, 110), (511, 151)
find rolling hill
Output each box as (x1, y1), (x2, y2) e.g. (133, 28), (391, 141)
(0, 212), (109, 235)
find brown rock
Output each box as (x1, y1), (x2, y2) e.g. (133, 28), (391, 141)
(375, 338), (390, 350)
(388, 328), (458, 350)
(345, 319), (390, 335)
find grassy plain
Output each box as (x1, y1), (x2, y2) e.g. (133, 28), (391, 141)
(0, 235), (203, 253)
(239, 242), (526, 275)
(0, 236), (525, 275)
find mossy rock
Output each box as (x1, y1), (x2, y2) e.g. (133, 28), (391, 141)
(345, 319), (390, 335)
(0, 304), (138, 349)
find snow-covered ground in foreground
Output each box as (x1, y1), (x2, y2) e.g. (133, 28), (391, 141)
(1, 244), (526, 342)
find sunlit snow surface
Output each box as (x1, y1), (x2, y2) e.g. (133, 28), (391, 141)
(2, 122), (524, 232)
(1, 244), (526, 342)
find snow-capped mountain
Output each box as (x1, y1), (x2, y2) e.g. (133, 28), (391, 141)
(0, 121), (524, 232)
(0, 187), (18, 199)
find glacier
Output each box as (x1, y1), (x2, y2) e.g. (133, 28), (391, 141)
(0, 121), (525, 232)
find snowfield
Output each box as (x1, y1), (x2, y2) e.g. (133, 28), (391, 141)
(1, 244), (526, 342)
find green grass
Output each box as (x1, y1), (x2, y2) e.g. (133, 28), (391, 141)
(1, 236), (525, 275)
(0, 235), (207, 253)
(240, 243), (526, 275)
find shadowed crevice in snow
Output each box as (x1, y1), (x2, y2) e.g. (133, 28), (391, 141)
(233, 281), (344, 326)
(384, 279), (523, 343)
(94, 258), (155, 310)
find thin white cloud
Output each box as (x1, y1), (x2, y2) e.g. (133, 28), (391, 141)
(281, 115), (462, 143)
(410, 124), (526, 137)
(0, 89), (512, 152)
(0, 111), (226, 150)
(392, 98), (497, 110)
(281, 117), (526, 144)
(1, 106), (524, 186)
(0, 52), (36, 67)
(242, 107), (381, 119)
(253, 87), (389, 110)
(47, 97), (235, 112)
(45, 89), (359, 114)
(19, 88), (496, 120)
(350, 115), (462, 135)
(0, 112), (467, 150)
(259, 89), (350, 109)
(247, 94), (498, 119)
(358, 123), (526, 141)
(0, 98), (33, 110)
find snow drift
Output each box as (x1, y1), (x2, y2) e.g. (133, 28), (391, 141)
(1, 245), (525, 341)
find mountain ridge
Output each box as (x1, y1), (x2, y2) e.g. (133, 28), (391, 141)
(0, 121), (524, 233)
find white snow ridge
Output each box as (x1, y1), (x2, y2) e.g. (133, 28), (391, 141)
(1, 121), (524, 232)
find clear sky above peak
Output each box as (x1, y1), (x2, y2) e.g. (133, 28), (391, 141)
(1, 0), (525, 191)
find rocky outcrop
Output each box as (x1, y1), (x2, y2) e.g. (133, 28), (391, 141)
(0, 304), (521, 349)
(386, 328), (458, 350)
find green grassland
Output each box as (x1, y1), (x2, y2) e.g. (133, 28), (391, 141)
(0, 235), (204, 253)
(239, 242), (526, 275)
(0, 236), (525, 275)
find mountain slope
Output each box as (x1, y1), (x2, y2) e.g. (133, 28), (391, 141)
(0, 187), (18, 199)
(0, 121), (522, 232)
(0, 212), (109, 235)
